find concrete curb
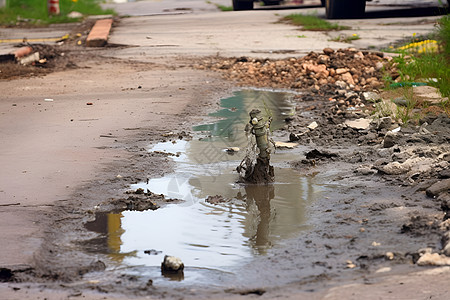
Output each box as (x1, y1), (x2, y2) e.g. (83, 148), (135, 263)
(86, 19), (113, 47)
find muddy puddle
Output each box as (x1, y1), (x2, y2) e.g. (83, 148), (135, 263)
(86, 90), (328, 286)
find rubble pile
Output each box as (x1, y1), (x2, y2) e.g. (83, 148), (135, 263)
(0, 43), (76, 79)
(199, 48), (393, 92)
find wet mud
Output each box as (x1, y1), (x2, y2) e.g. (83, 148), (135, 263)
(2, 49), (450, 299)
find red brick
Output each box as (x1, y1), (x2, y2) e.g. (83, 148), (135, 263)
(13, 46), (33, 58)
(86, 19), (113, 47)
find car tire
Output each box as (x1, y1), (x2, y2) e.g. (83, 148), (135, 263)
(326, 0), (365, 19)
(263, 0), (281, 5)
(233, 0), (254, 10)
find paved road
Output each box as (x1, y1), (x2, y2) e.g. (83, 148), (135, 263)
(104, 0), (445, 16)
(103, 0), (445, 61)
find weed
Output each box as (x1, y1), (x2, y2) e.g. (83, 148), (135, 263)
(395, 88), (419, 125)
(382, 15), (450, 99)
(282, 13), (350, 31)
(438, 14), (450, 57)
(387, 53), (449, 98)
(0, 0), (114, 25)
(373, 99), (396, 119)
(215, 4), (233, 11)
(330, 33), (360, 43)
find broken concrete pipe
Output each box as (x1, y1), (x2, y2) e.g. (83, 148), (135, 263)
(249, 108), (271, 160)
(238, 109), (274, 184)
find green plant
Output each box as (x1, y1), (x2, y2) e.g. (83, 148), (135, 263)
(438, 14), (450, 57)
(395, 88), (419, 124)
(282, 13), (350, 31)
(215, 4), (233, 11)
(0, 0), (114, 25)
(330, 33), (360, 43)
(373, 100), (396, 119)
(389, 53), (450, 97)
(440, 99), (450, 115)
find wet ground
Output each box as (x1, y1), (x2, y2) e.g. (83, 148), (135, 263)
(1, 3), (449, 299)
(10, 85), (446, 299)
(82, 90), (327, 288)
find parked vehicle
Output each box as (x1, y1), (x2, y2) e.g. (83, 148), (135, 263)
(233, 0), (365, 18)
(233, 0), (448, 19)
(232, 0), (282, 11)
(324, 0), (366, 19)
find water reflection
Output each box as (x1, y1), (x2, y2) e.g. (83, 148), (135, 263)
(84, 90), (321, 274)
(86, 167), (318, 267)
(244, 185), (274, 253)
(84, 212), (132, 263)
(193, 89), (294, 144)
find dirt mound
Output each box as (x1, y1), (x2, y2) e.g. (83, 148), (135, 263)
(198, 48), (390, 92)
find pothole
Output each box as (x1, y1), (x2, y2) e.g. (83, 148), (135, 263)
(85, 89), (327, 286)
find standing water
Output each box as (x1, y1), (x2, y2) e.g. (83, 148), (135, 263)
(85, 90), (325, 285)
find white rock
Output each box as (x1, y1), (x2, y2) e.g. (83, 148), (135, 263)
(307, 121), (318, 130)
(226, 147), (240, 153)
(161, 255), (184, 271)
(417, 253), (450, 266)
(375, 61), (384, 70)
(275, 141), (298, 149)
(335, 80), (347, 89)
(413, 85), (442, 100)
(382, 161), (409, 175)
(382, 157), (434, 175)
(20, 52), (40, 65)
(67, 11), (83, 18)
(344, 118), (371, 130)
(386, 252), (394, 260)
(375, 267), (391, 273)
(356, 165), (376, 175)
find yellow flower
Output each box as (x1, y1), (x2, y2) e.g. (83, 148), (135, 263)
(413, 32), (416, 37)
(72, 0), (78, 2)
(352, 33), (358, 37)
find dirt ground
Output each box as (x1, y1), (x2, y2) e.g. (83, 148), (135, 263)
(1, 6), (450, 300)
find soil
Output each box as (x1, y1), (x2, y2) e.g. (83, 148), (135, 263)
(1, 26), (450, 299)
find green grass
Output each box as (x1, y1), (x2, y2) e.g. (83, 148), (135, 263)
(330, 34), (360, 43)
(206, 1), (232, 11)
(282, 13), (350, 31)
(215, 4), (233, 11)
(0, 0), (115, 26)
(383, 15), (450, 96)
(378, 15), (450, 120)
(438, 14), (450, 58)
(386, 52), (450, 98)
(376, 15), (450, 120)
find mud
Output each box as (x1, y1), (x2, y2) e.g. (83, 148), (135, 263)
(0, 18), (123, 80)
(241, 157), (275, 184)
(2, 43), (450, 299)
